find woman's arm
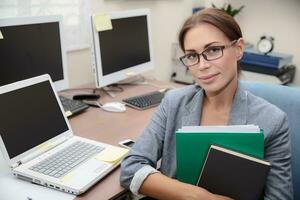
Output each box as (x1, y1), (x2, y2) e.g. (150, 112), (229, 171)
(264, 113), (293, 199)
(139, 173), (233, 200)
(120, 94), (169, 190)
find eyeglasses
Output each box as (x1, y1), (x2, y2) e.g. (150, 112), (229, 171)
(179, 40), (237, 68)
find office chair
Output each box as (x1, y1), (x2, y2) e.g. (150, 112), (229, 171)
(241, 81), (300, 199)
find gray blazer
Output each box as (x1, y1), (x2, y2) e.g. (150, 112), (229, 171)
(120, 84), (293, 199)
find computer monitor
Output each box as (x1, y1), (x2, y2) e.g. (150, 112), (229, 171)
(91, 9), (154, 88)
(0, 15), (68, 91)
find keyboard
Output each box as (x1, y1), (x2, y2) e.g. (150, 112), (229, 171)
(59, 96), (89, 117)
(30, 141), (104, 178)
(122, 90), (166, 110)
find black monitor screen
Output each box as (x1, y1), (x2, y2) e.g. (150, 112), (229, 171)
(0, 80), (68, 159)
(98, 15), (150, 75)
(0, 22), (64, 86)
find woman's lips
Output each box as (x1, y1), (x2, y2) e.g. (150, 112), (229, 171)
(198, 73), (220, 84)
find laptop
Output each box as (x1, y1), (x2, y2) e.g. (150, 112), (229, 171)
(0, 74), (124, 195)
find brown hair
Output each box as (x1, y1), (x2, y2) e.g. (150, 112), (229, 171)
(178, 8), (243, 74)
(178, 8), (243, 51)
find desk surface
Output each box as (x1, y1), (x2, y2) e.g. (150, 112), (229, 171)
(64, 80), (179, 200)
(240, 70), (282, 85)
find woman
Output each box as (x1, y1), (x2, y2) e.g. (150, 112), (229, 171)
(120, 8), (293, 200)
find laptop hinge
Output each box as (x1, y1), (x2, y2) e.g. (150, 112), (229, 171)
(18, 136), (69, 165)
(12, 161), (22, 168)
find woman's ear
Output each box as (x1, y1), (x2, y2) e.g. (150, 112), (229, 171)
(235, 38), (244, 60)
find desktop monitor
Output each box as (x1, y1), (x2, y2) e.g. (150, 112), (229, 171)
(0, 15), (68, 91)
(91, 9), (154, 88)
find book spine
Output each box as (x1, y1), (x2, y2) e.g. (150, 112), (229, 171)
(241, 53), (292, 69)
(242, 53), (279, 68)
(240, 64), (286, 76)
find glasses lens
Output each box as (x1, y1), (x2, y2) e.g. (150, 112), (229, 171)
(203, 46), (223, 61)
(181, 53), (199, 67)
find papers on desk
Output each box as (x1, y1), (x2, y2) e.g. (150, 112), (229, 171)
(0, 153), (10, 177)
(241, 71), (282, 84)
(1, 154), (72, 199)
(0, 174), (75, 200)
(0, 145), (128, 200)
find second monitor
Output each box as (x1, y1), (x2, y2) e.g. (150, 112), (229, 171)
(91, 9), (154, 88)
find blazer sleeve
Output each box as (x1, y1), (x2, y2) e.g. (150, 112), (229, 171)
(120, 94), (169, 193)
(264, 113), (293, 200)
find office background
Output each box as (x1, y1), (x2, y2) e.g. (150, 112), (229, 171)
(1, 0), (299, 87)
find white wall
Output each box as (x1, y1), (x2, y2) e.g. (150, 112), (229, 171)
(205, 0), (300, 85)
(241, 0), (300, 85)
(2, 1), (299, 87)
(67, 0), (197, 87)
(67, 48), (94, 87)
(68, 0), (300, 87)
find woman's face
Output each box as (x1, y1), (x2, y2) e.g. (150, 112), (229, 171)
(183, 23), (244, 94)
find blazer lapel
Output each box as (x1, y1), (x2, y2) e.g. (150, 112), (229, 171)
(181, 88), (204, 127)
(228, 83), (248, 125)
(180, 83), (248, 127)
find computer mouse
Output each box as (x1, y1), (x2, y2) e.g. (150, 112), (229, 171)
(101, 102), (126, 113)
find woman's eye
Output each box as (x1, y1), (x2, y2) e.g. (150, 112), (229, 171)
(186, 53), (197, 60)
(206, 47), (221, 54)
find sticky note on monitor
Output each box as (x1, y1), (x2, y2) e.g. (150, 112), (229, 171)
(65, 110), (72, 117)
(126, 71), (137, 77)
(95, 146), (129, 164)
(92, 14), (113, 32)
(37, 143), (53, 151)
(0, 30), (3, 39)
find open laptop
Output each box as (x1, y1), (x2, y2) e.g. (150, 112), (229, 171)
(0, 74), (124, 195)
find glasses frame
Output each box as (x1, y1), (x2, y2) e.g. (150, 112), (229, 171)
(179, 40), (238, 68)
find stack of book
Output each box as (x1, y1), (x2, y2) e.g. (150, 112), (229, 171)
(176, 125), (270, 200)
(241, 48), (293, 76)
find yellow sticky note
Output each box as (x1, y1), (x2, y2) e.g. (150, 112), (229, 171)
(37, 143), (52, 151)
(159, 87), (173, 93)
(126, 71), (137, 77)
(95, 146), (129, 163)
(60, 171), (75, 183)
(0, 30), (3, 39)
(65, 110), (72, 117)
(92, 14), (113, 32)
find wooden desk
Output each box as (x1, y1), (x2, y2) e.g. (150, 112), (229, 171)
(65, 81), (179, 200)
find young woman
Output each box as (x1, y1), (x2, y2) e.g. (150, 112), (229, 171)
(120, 8), (293, 200)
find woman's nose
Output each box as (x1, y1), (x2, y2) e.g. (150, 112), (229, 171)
(197, 56), (210, 71)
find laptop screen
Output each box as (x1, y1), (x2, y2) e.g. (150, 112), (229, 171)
(0, 80), (69, 159)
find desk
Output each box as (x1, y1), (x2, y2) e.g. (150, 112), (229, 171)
(240, 71), (282, 85)
(240, 65), (296, 85)
(0, 79), (179, 199)
(65, 80), (179, 200)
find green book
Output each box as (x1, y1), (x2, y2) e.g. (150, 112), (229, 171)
(176, 129), (264, 185)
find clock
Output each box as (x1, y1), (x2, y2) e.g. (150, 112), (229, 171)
(257, 36), (274, 54)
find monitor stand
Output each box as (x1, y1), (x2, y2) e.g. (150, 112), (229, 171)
(101, 75), (149, 98)
(117, 74), (148, 85)
(101, 87), (117, 98)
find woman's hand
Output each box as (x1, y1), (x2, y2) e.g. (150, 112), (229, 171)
(182, 183), (233, 200)
(213, 194), (234, 200)
(139, 173), (233, 200)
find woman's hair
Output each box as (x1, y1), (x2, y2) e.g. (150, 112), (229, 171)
(178, 8), (243, 74)
(178, 8), (243, 51)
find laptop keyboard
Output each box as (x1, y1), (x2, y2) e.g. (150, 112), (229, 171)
(122, 91), (165, 110)
(30, 141), (104, 178)
(59, 96), (89, 117)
